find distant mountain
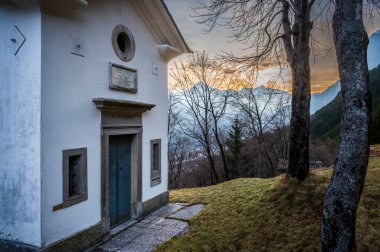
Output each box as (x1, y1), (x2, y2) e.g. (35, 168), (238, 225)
(173, 30), (380, 133)
(310, 30), (380, 115)
(310, 66), (380, 144)
(368, 30), (380, 70)
(310, 81), (341, 115)
(172, 84), (291, 128)
(226, 85), (291, 122)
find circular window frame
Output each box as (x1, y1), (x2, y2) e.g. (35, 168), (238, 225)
(112, 25), (135, 62)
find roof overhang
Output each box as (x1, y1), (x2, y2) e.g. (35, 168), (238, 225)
(131, 0), (192, 56)
(41, 0), (88, 11)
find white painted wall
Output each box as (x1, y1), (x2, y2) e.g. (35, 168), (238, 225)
(41, 0), (169, 246)
(0, 2), (42, 247)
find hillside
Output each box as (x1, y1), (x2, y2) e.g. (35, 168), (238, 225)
(368, 30), (380, 69)
(156, 157), (380, 251)
(310, 66), (380, 144)
(310, 81), (341, 115)
(310, 30), (380, 116)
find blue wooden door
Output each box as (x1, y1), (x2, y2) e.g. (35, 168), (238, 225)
(109, 135), (132, 228)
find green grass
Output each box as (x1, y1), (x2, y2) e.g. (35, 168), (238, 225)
(156, 157), (380, 252)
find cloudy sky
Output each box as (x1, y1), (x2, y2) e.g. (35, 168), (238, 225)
(165, 0), (380, 93)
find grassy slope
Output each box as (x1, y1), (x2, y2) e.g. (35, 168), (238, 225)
(157, 157), (380, 252)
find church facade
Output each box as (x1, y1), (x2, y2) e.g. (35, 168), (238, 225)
(0, 0), (190, 250)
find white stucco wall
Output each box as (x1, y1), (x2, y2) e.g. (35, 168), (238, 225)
(0, 3), (42, 247)
(41, 0), (168, 246)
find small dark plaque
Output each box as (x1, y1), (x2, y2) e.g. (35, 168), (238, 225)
(109, 63), (138, 93)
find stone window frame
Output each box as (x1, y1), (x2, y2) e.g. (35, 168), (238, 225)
(112, 24), (136, 62)
(53, 148), (88, 211)
(150, 139), (162, 186)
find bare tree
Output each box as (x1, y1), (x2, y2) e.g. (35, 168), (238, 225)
(195, 0), (326, 180)
(168, 136), (189, 189)
(234, 80), (291, 177)
(321, 0), (372, 250)
(170, 51), (233, 184)
(270, 101), (291, 163)
(168, 91), (190, 189)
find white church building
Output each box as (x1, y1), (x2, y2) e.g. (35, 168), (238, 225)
(0, 0), (190, 250)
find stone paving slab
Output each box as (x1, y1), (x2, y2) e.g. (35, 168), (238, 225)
(169, 204), (204, 220)
(117, 220), (188, 252)
(94, 203), (204, 252)
(150, 203), (183, 217)
(97, 218), (188, 252)
(96, 204), (189, 252)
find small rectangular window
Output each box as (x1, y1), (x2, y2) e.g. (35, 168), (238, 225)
(152, 143), (160, 171)
(69, 154), (82, 197)
(53, 148), (88, 211)
(150, 139), (161, 186)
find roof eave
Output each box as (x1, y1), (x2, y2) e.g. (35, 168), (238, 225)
(160, 0), (192, 54)
(131, 0), (192, 55)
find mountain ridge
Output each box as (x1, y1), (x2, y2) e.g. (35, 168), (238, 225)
(310, 66), (380, 144)
(310, 30), (380, 114)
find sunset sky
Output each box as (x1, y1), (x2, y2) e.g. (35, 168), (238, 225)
(165, 0), (380, 93)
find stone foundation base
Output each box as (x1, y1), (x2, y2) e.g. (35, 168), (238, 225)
(0, 240), (39, 252)
(142, 191), (169, 217)
(0, 191), (169, 252)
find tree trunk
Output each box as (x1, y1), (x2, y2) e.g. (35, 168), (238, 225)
(321, 0), (371, 250)
(213, 127), (230, 180)
(205, 145), (219, 184)
(288, 0), (312, 181)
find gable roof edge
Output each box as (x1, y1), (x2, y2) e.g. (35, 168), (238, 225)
(131, 0), (192, 55)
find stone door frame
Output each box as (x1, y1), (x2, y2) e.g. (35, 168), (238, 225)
(102, 125), (142, 227)
(93, 98), (155, 232)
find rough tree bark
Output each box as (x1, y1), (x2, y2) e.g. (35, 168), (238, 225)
(286, 0), (312, 181)
(321, 0), (371, 250)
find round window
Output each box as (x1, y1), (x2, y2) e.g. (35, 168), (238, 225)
(112, 25), (135, 62)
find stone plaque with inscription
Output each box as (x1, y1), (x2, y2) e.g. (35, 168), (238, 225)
(109, 63), (138, 93)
